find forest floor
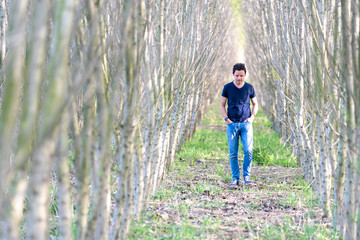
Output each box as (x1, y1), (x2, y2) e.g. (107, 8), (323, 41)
(128, 98), (340, 239)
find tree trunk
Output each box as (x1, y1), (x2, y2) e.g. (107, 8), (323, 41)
(55, 113), (72, 240)
(0, 0), (28, 208)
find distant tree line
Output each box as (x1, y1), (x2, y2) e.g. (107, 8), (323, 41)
(242, 0), (359, 239)
(0, 0), (237, 239)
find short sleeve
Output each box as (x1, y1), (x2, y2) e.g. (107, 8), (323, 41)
(221, 85), (228, 98)
(250, 85), (256, 98)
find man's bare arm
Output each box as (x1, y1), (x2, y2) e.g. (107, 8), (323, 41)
(245, 97), (258, 122)
(220, 96), (232, 124)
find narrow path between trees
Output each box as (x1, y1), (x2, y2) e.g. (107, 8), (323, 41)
(128, 100), (338, 239)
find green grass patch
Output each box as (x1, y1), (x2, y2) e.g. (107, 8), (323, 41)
(177, 129), (228, 162)
(252, 217), (341, 240)
(252, 108), (297, 167)
(128, 204), (222, 240)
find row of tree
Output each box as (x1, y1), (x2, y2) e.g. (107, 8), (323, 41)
(242, 0), (359, 239)
(0, 0), (238, 239)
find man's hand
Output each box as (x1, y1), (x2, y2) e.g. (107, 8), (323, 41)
(226, 119), (233, 124)
(244, 115), (255, 123)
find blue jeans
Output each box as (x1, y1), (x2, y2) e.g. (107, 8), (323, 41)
(227, 121), (253, 180)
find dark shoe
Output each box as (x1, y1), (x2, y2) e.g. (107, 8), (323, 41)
(244, 176), (256, 186)
(229, 179), (240, 188)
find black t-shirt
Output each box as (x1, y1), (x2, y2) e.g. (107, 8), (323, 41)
(221, 81), (256, 122)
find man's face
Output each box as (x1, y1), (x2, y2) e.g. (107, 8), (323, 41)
(233, 70), (246, 83)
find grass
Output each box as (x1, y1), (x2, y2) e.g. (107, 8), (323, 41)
(256, 216), (340, 240)
(252, 109), (297, 168)
(176, 129), (228, 162)
(127, 95), (339, 239)
(129, 209), (221, 240)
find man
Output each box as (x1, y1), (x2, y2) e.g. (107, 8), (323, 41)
(220, 63), (258, 187)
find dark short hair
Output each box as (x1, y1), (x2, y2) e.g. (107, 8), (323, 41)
(233, 63), (246, 74)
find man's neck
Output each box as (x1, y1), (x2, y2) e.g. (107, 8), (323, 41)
(234, 80), (245, 88)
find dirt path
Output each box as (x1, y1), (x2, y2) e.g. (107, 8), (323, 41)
(139, 159), (333, 239)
